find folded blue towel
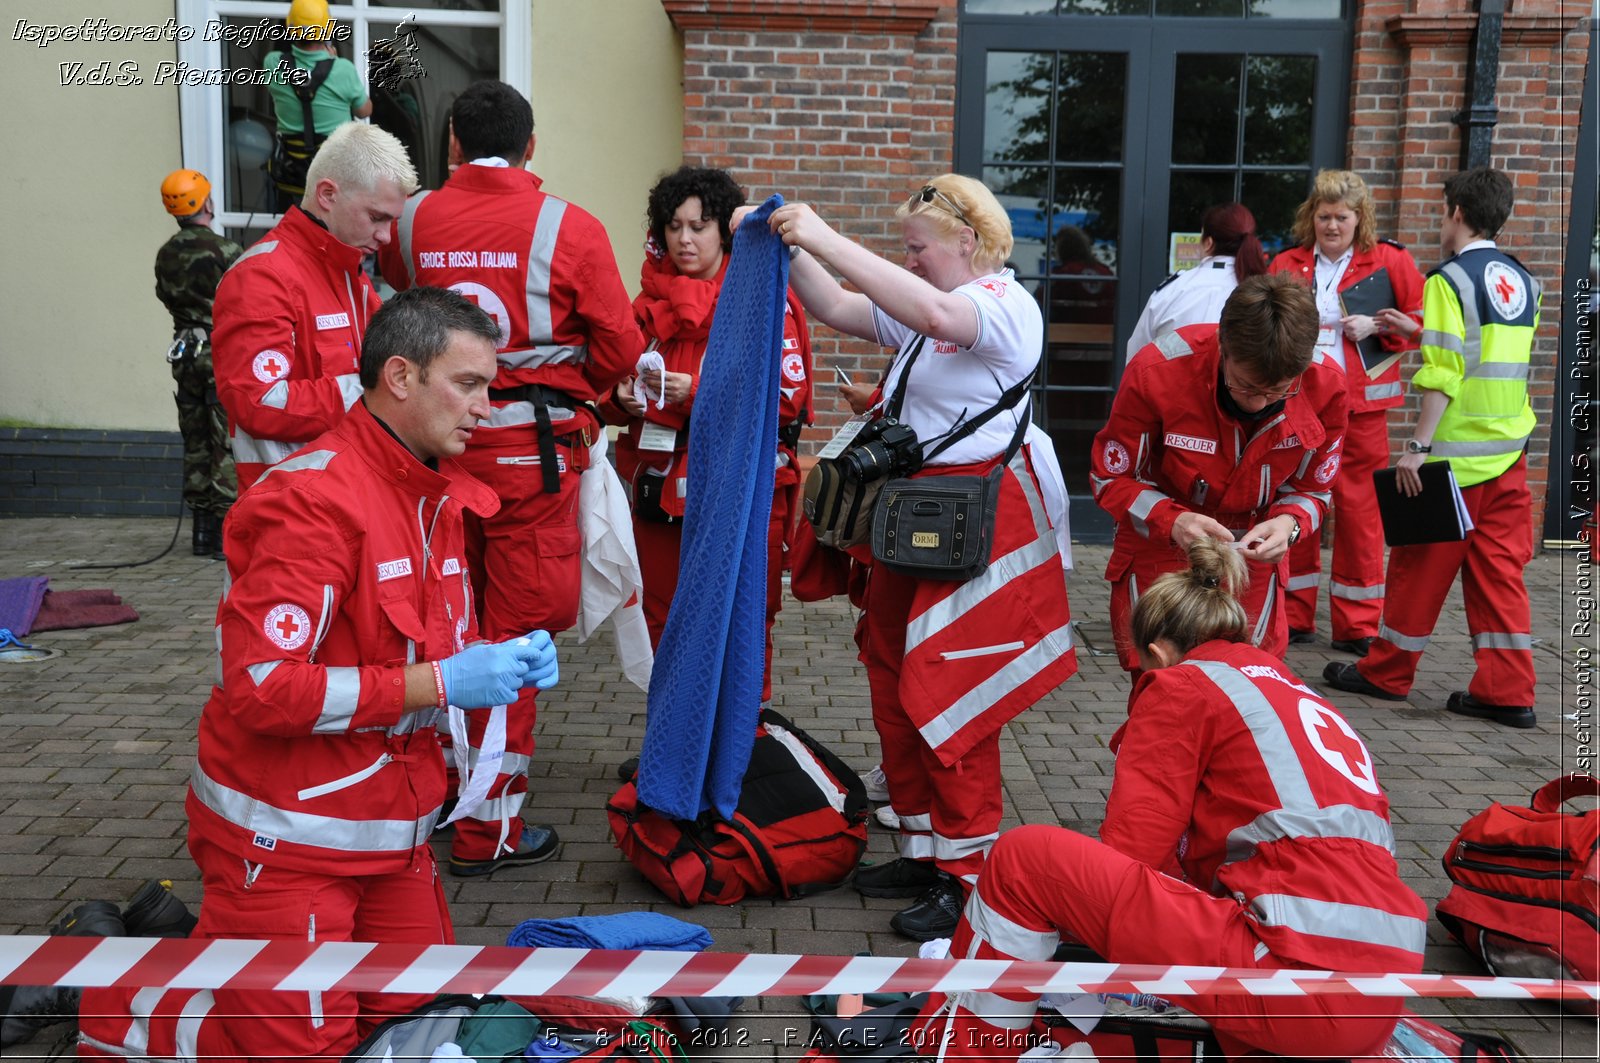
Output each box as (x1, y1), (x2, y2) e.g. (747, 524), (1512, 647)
(506, 912), (713, 953)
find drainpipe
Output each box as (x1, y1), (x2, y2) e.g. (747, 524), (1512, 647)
(1453, 0), (1506, 168)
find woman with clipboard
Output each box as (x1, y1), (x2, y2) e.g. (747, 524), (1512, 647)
(1269, 170), (1425, 656)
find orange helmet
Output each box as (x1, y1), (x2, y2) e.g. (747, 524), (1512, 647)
(286, 0), (333, 40)
(160, 169), (211, 216)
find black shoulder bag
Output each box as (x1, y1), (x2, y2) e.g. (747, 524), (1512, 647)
(869, 359), (1035, 582)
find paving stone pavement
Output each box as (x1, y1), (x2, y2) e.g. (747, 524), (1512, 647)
(0, 517), (1594, 1061)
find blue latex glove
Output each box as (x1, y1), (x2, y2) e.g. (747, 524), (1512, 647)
(438, 636), (552, 709)
(515, 629), (560, 690)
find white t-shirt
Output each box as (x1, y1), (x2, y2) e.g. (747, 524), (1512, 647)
(1313, 247), (1354, 369)
(869, 270), (1040, 467)
(1125, 256), (1239, 363)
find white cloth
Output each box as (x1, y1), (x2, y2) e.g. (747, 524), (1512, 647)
(1024, 425), (1073, 571)
(869, 269), (1040, 467)
(632, 349), (667, 410)
(576, 432), (653, 690)
(1124, 255), (1239, 363)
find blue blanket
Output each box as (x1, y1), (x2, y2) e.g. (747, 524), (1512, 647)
(505, 912), (713, 952)
(636, 197), (788, 821)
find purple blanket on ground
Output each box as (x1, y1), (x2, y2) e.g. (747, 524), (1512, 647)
(0, 577), (49, 636)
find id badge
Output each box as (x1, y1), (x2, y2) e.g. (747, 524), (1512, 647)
(816, 415), (870, 460)
(1315, 326), (1343, 367)
(636, 421), (678, 453)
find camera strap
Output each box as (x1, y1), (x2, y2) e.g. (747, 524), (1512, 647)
(886, 328), (1035, 468)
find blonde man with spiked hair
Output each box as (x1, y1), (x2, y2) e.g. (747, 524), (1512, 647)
(213, 121), (419, 489)
(766, 176), (1078, 942)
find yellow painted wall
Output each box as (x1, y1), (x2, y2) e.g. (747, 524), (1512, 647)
(0, 0), (682, 432)
(531, 0), (682, 294)
(0, 0), (185, 431)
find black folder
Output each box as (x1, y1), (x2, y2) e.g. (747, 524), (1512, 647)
(1372, 461), (1473, 547)
(1338, 268), (1399, 378)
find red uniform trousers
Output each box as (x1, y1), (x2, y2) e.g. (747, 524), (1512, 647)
(449, 425), (585, 860)
(1358, 456), (1536, 705)
(912, 825), (1402, 1060)
(1286, 407), (1389, 639)
(1110, 552), (1288, 673)
(861, 563), (1005, 889)
(89, 836), (453, 1061)
(634, 486), (791, 702)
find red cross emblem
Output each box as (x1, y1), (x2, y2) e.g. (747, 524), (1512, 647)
(1481, 261), (1527, 321)
(1298, 697), (1379, 795)
(252, 350), (289, 383)
(263, 603), (311, 650)
(1494, 273), (1517, 305)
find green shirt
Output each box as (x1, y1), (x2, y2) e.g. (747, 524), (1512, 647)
(261, 46), (369, 136)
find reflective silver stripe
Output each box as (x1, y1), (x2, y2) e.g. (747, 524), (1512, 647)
(525, 197), (567, 341)
(463, 788), (526, 823)
(232, 430), (301, 469)
(1183, 660), (1397, 873)
(1089, 473), (1112, 498)
(308, 584), (335, 662)
(226, 240), (278, 272)
(1010, 452), (1051, 537)
(464, 748), (533, 776)
(337, 373), (364, 410)
(1248, 893), (1427, 956)
(496, 343), (587, 370)
(1286, 573), (1321, 592)
(314, 667), (361, 733)
(1250, 572), (1278, 646)
(899, 834), (935, 859)
(253, 448), (336, 478)
(483, 400), (567, 428)
(1473, 631), (1533, 651)
(1330, 581), (1385, 601)
(1472, 361), (1531, 381)
(1420, 329), (1464, 354)
(1279, 495), (1322, 531)
(1294, 449), (1315, 479)
(246, 660), (281, 686)
(214, 622), (225, 689)
(1258, 464), (1271, 510)
(1378, 622), (1430, 653)
(900, 812), (932, 832)
(933, 830), (999, 863)
(1439, 261), (1483, 373)
(904, 531), (1057, 654)
(960, 992), (1036, 1029)
(396, 190), (431, 288)
(919, 622), (1075, 750)
(1432, 434), (1531, 457)
(297, 753), (390, 800)
(1128, 488), (1169, 540)
(190, 761), (430, 852)
(388, 706), (437, 737)
(966, 889), (1059, 960)
(1365, 381), (1402, 401)
(1154, 332), (1193, 360)
(261, 380), (290, 410)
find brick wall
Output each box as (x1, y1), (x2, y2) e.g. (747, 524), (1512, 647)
(0, 429), (184, 518)
(1350, 0), (1593, 534)
(669, 0), (958, 445)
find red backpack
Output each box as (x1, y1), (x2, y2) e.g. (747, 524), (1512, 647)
(1436, 773), (1599, 1012)
(607, 709), (869, 906)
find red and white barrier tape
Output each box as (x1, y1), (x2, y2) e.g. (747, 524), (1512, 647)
(1, 936), (1594, 1003)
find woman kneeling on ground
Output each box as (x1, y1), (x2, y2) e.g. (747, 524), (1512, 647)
(912, 537), (1427, 1059)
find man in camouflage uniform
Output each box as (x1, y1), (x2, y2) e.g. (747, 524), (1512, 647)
(155, 170), (242, 558)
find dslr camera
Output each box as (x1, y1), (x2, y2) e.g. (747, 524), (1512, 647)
(842, 417), (922, 482)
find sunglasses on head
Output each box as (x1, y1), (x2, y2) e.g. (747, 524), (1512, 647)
(915, 185), (972, 228)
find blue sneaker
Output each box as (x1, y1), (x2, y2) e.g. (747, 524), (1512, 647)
(449, 824), (561, 877)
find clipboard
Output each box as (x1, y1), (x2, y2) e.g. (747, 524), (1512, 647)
(1338, 268), (1401, 379)
(1372, 462), (1474, 547)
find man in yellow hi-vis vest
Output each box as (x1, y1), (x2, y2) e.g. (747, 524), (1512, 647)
(1324, 168), (1540, 729)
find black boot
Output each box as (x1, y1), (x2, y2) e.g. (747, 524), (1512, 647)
(1, 901), (126, 1047)
(191, 507), (210, 556)
(122, 879), (198, 938)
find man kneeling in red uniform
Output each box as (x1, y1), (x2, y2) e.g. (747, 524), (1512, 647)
(913, 539), (1426, 1060)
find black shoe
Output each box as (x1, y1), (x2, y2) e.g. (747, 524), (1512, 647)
(1330, 637), (1373, 656)
(449, 824), (561, 877)
(4, 899), (127, 1046)
(50, 900), (125, 939)
(889, 875), (964, 942)
(1287, 628), (1316, 645)
(1447, 691), (1537, 730)
(617, 755), (640, 783)
(191, 509), (211, 557)
(122, 879), (197, 938)
(852, 857), (942, 898)
(1322, 661), (1406, 702)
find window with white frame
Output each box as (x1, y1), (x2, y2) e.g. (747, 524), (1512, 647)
(176, 0), (529, 247)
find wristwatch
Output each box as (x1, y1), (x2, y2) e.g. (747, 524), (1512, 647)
(1405, 439), (1432, 454)
(1286, 520), (1302, 546)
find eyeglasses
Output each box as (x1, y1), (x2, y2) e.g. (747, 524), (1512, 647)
(1221, 358), (1301, 402)
(915, 185), (972, 228)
